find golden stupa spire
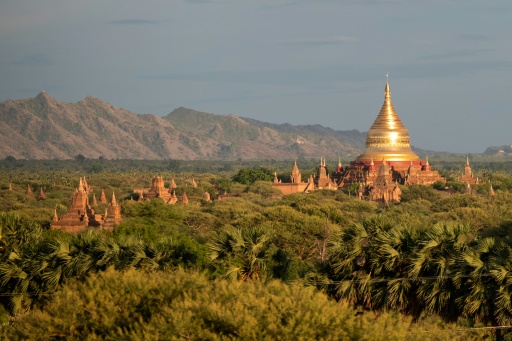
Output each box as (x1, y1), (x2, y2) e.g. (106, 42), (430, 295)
(355, 74), (419, 163)
(385, 72), (390, 98)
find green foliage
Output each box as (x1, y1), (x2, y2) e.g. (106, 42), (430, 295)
(232, 167), (273, 185)
(209, 226), (272, 281)
(400, 184), (441, 202)
(310, 217), (512, 340)
(4, 165), (512, 338)
(214, 178), (232, 193)
(0, 220), (207, 316)
(3, 268), (477, 340)
(432, 181), (445, 190)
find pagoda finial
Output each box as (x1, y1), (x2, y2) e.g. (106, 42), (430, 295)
(466, 155), (470, 166)
(111, 192), (117, 206)
(426, 156), (430, 165)
(78, 177), (84, 191)
(338, 157), (342, 166)
(385, 73), (391, 99)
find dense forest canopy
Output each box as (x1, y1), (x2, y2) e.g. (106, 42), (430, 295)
(1, 158), (512, 339)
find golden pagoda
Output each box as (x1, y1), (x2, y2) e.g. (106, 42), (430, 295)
(273, 75), (444, 201)
(336, 75), (444, 190)
(355, 74), (419, 166)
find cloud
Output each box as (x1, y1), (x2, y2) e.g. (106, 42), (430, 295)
(139, 59), (512, 89)
(10, 53), (59, 67)
(416, 49), (491, 61)
(284, 36), (357, 45)
(110, 19), (160, 25)
(458, 34), (491, 42)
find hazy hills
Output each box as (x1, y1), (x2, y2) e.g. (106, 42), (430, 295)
(0, 92), (366, 160)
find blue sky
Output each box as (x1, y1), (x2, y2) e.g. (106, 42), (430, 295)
(1, 0), (511, 153)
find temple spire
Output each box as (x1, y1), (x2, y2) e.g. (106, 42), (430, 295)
(37, 187), (47, 201)
(111, 192), (117, 206)
(100, 188), (107, 203)
(489, 183), (495, 197)
(385, 73), (391, 99)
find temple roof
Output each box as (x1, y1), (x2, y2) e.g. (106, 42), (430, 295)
(355, 76), (419, 162)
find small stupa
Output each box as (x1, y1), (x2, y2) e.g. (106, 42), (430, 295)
(181, 192), (189, 205)
(36, 187), (47, 201)
(100, 188), (108, 203)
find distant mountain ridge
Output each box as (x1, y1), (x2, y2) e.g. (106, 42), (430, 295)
(0, 92), (367, 160)
(483, 145), (512, 156)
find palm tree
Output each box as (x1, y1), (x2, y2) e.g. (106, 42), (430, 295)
(322, 217), (420, 314)
(409, 223), (477, 322)
(209, 226), (271, 281)
(459, 238), (512, 341)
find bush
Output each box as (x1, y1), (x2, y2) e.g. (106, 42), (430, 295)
(2, 268), (477, 340)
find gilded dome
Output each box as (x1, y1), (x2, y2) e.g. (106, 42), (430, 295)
(355, 77), (419, 162)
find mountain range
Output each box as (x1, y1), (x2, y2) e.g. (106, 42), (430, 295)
(0, 92), (368, 160)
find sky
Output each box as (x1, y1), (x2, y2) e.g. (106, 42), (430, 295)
(1, 0), (511, 153)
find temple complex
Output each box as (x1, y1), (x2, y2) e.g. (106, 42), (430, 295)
(272, 161), (312, 194)
(51, 178), (122, 232)
(51, 178), (104, 232)
(134, 176), (196, 204)
(338, 76), (444, 191)
(134, 176), (175, 203)
(273, 76), (444, 203)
